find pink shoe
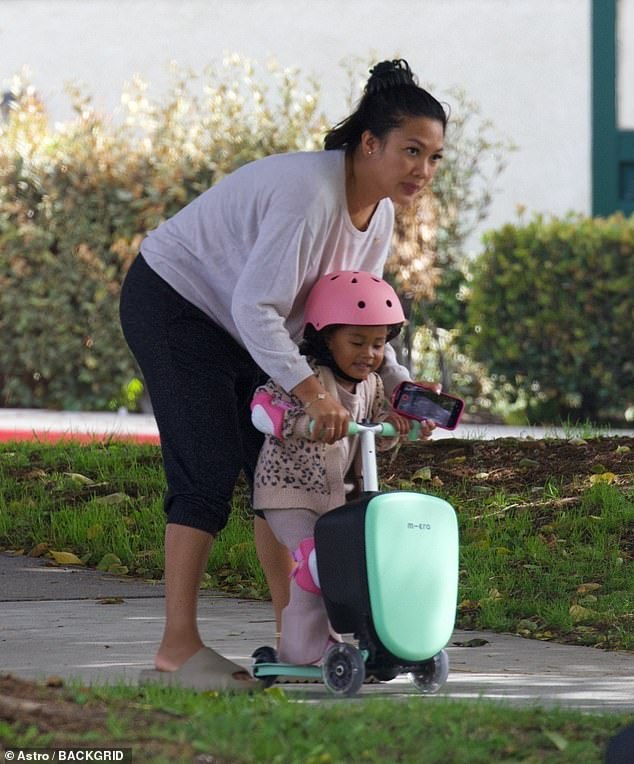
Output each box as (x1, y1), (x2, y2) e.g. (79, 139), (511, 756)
(291, 537), (320, 595)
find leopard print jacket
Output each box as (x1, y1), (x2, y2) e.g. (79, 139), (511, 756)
(253, 363), (394, 514)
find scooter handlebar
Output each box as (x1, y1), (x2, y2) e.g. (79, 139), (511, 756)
(310, 420), (421, 440)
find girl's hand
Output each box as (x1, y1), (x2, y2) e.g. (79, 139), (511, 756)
(384, 411), (412, 439)
(305, 393), (351, 444)
(415, 418), (436, 440)
(395, 378), (440, 440)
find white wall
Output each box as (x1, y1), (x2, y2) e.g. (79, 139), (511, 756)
(0, 0), (591, 250)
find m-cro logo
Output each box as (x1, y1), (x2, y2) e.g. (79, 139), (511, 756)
(408, 522), (432, 530)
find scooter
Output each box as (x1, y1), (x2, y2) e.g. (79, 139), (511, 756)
(251, 420), (459, 697)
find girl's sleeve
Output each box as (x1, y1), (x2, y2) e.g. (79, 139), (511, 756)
(251, 378), (312, 441)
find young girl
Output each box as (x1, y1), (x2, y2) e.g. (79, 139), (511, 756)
(251, 271), (419, 665)
(122, 59), (446, 691)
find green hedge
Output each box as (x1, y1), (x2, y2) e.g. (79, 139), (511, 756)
(0, 64), (327, 410)
(466, 213), (634, 422)
(0, 61), (509, 411)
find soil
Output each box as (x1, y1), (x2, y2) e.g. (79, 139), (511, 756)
(378, 434), (634, 496)
(2, 435), (633, 755)
(0, 675), (217, 761)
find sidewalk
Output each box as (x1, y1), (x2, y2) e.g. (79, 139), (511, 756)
(2, 407), (634, 443)
(2, 409), (634, 711)
(0, 408), (160, 444)
(2, 553), (634, 711)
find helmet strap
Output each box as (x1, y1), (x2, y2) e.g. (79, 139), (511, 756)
(328, 359), (364, 385)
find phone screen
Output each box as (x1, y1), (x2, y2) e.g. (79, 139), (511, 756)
(392, 383), (464, 429)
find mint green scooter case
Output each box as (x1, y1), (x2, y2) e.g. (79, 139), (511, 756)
(364, 492), (459, 661)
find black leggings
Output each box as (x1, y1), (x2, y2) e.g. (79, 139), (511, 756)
(119, 254), (266, 535)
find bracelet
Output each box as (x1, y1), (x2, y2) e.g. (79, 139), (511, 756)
(303, 392), (327, 410)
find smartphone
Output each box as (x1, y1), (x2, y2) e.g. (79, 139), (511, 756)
(391, 381), (464, 430)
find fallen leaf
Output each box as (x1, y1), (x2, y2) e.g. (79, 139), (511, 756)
(589, 472), (616, 485)
(29, 543), (49, 558)
(452, 638), (490, 648)
(616, 445), (631, 454)
(445, 455), (466, 464)
(412, 467), (432, 482)
(569, 437), (588, 446)
(25, 468), (47, 479)
(576, 582), (601, 594)
(94, 492), (130, 505)
(569, 604), (594, 623)
(63, 472), (94, 485)
(543, 730), (569, 751)
(518, 458), (540, 468)
(96, 597), (125, 605)
(49, 550), (84, 566)
(97, 553), (123, 572)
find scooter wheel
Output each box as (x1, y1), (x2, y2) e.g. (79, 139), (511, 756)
(408, 649), (449, 694)
(321, 643), (365, 697)
(251, 645), (278, 688)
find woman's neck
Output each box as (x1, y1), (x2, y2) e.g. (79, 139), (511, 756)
(345, 152), (379, 231)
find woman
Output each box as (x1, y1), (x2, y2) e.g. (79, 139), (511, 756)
(120, 58), (447, 691)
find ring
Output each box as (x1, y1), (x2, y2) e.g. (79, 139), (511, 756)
(326, 427), (335, 430)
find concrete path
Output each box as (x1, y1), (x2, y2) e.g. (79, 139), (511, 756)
(2, 407), (634, 443)
(2, 553), (634, 712)
(2, 409), (634, 712)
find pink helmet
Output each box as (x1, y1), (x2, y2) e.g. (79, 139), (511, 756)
(303, 271), (405, 336)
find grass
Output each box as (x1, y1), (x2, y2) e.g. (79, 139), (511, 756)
(0, 440), (266, 594)
(1, 438), (633, 760)
(1, 680), (632, 763)
(2, 439), (634, 646)
(455, 482), (634, 648)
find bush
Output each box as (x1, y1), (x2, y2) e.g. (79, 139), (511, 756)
(465, 212), (634, 422)
(0, 61), (327, 409)
(0, 58), (508, 410)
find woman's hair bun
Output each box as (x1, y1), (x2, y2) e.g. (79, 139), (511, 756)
(365, 59), (418, 95)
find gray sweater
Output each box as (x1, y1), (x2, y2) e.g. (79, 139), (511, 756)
(140, 150), (409, 394)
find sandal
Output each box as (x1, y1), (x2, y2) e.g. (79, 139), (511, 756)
(139, 646), (259, 692)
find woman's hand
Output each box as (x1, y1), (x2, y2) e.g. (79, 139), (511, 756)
(305, 393), (351, 444)
(291, 377), (350, 444)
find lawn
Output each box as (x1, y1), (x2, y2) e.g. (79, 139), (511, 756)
(1, 434), (633, 762)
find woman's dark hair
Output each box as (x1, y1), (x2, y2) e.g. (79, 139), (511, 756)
(324, 59), (447, 153)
